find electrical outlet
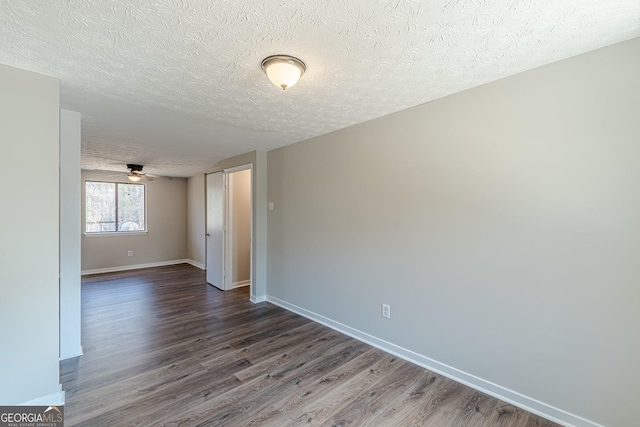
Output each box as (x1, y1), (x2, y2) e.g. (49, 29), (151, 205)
(381, 304), (391, 319)
(128, 250), (133, 257)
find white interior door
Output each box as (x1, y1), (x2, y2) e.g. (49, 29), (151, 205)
(206, 172), (224, 289)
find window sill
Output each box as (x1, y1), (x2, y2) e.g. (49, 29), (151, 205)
(83, 231), (148, 237)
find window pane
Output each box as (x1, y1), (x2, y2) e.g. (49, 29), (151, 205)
(86, 182), (116, 232)
(118, 183), (145, 231)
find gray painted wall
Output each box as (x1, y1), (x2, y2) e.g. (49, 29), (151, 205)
(0, 63), (62, 404)
(187, 173), (206, 267)
(60, 109), (82, 359)
(81, 170), (187, 271)
(266, 37), (640, 427)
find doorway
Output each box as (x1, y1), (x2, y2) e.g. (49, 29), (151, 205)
(206, 165), (253, 295)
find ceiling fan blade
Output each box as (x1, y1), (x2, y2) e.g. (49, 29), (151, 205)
(145, 174), (172, 180)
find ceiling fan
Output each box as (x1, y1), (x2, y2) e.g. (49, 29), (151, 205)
(114, 164), (172, 182)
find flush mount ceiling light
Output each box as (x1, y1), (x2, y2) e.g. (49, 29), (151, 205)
(261, 55), (306, 90)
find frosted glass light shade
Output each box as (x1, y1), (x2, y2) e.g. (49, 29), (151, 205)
(127, 173), (142, 182)
(261, 55), (306, 90)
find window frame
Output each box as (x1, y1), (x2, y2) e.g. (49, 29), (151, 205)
(84, 180), (148, 236)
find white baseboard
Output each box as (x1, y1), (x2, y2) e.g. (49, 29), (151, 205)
(231, 280), (250, 289)
(20, 388), (65, 406)
(82, 259), (189, 275)
(250, 294), (267, 304)
(266, 295), (603, 427)
(186, 259), (205, 270)
(60, 345), (83, 361)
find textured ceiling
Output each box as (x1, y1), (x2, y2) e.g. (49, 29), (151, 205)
(1, 1), (639, 177)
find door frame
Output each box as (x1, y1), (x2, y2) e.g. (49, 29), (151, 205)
(205, 163), (254, 295)
(223, 164), (253, 291)
(205, 171), (224, 290)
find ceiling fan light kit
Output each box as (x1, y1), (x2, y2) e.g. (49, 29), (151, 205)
(261, 55), (306, 90)
(121, 164), (172, 182)
(127, 173), (142, 182)
(126, 164), (144, 182)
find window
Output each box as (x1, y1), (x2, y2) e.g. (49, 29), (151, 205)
(85, 181), (145, 233)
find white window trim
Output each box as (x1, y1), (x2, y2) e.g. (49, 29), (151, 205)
(84, 180), (148, 235)
(83, 231), (148, 237)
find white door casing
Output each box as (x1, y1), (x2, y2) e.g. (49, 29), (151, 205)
(224, 165), (253, 291)
(206, 165), (253, 293)
(206, 172), (224, 289)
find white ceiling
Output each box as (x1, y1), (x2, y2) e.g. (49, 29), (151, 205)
(1, 1), (639, 177)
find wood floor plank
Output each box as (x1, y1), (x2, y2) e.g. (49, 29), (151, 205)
(154, 338), (369, 427)
(316, 356), (433, 426)
(231, 330), (353, 382)
(62, 264), (561, 427)
(258, 350), (398, 427)
(354, 369), (451, 427)
(452, 390), (500, 427)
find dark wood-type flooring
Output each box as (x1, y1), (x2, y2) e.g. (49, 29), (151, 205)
(61, 264), (559, 427)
